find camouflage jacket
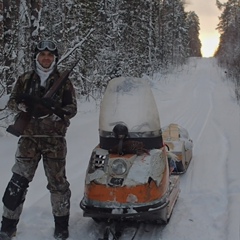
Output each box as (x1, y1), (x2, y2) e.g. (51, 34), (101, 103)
(8, 69), (77, 136)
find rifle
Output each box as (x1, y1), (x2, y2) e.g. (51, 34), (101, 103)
(6, 60), (79, 137)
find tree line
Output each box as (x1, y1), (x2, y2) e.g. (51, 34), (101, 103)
(0, 0), (201, 100)
(215, 0), (240, 102)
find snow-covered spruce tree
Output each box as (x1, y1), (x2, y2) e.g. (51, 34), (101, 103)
(124, 0), (169, 76)
(40, 1), (64, 42)
(122, 0), (151, 76)
(159, 0), (189, 67)
(216, 0), (240, 101)
(0, 1), (17, 131)
(186, 11), (202, 57)
(16, 0), (42, 74)
(216, 0), (240, 67)
(171, 0), (189, 66)
(0, 0), (201, 100)
(74, 0), (108, 98)
(0, 1), (5, 97)
(2, 0), (20, 94)
(88, 0), (127, 88)
(0, 0), (42, 96)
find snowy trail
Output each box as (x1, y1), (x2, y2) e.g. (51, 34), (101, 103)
(113, 58), (232, 240)
(1, 57), (240, 240)
(156, 58), (236, 240)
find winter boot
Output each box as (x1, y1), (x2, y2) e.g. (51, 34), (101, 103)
(54, 215), (69, 240)
(0, 217), (19, 240)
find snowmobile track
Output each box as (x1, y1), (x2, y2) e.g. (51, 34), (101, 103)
(97, 220), (167, 240)
(98, 221), (141, 240)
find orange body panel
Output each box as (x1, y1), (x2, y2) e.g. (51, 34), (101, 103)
(85, 167), (169, 204)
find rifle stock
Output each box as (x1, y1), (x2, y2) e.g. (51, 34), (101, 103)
(6, 59), (79, 137)
(6, 112), (32, 137)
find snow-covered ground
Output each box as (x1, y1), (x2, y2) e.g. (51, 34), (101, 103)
(0, 57), (239, 240)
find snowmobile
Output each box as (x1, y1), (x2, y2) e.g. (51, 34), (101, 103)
(80, 77), (180, 238)
(162, 123), (193, 174)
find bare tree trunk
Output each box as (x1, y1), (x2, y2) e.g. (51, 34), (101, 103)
(3, 0), (16, 93)
(0, 0), (5, 96)
(31, 0), (41, 44)
(0, 0), (3, 63)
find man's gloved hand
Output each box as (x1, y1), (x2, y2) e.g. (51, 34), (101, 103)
(16, 94), (34, 113)
(17, 102), (28, 112)
(50, 114), (61, 121)
(41, 98), (70, 119)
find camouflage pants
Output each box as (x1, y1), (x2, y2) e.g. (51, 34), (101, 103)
(3, 136), (71, 220)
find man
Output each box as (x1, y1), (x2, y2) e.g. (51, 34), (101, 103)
(0, 40), (77, 240)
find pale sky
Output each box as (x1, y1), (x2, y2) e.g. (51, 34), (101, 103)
(185, 0), (228, 57)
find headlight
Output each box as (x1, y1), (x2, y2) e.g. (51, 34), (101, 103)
(111, 159), (127, 175)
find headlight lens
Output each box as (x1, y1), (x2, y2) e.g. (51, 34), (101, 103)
(111, 159), (127, 175)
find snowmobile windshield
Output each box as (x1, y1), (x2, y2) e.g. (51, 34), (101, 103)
(99, 77), (162, 150)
